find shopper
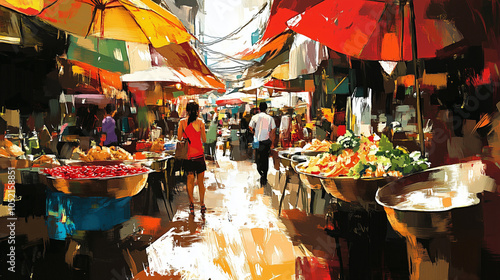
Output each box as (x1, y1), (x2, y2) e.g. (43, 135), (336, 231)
(205, 115), (218, 160)
(249, 102), (276, 187)
(178, 101), (207, 215)
(102, 104), (118, 146)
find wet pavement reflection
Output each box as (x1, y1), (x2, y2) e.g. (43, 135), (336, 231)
(135, 158), (301, 279)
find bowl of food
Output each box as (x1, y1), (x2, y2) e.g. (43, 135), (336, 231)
(294, 162), (323, 190)
(39, 165), (153, 198)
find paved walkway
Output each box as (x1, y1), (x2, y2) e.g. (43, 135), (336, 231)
(132, 155), (332, 279)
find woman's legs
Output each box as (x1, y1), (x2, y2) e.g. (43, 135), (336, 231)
(197, 172), (206, 206)
(187, 172), (195, 204)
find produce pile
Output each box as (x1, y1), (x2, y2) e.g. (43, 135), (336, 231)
(302, 139), (333, 152)
(297, 130), (430, 178)
(43, 165), (149, 179)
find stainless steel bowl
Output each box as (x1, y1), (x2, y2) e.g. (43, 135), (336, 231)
(39, 168), (153, 199)
(294, 162), (325, 190)
(301, 150), (325, 157)
(321, 176), (396, 205)
(375, 160), (500, 280)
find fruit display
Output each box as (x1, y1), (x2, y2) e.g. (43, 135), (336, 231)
(42, 165), (149, 179)
(77, 146), (133, 161)
(297, 130), (430, 178)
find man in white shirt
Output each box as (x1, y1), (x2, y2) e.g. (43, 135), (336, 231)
(249, 102), (276, 187)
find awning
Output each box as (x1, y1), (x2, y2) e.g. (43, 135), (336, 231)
(258, 0), (324, 44)
(151, 43), (225, 89)
(121, 66), (182, 83)
(56, 57), (122, 94)
(236, 31), (293, 61)
(242, 49), (290, 80)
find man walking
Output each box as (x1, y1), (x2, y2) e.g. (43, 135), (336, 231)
(249, 102), (276, 187)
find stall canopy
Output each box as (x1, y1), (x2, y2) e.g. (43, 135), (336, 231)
(215, 92), (247, 106)
(56, 57), (122, 94)
(151, 44), (225, 90)
(286, 0), (464, 61)
(257, 0), (324, 44)
(37, 0), (192, 48)
(0, 0), (54, 15)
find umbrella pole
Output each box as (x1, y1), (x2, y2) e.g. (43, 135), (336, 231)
(409, 0), (425, 154)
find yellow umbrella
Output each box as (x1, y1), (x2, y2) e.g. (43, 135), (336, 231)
(37, 0), (192, 48)
(0, 0), (49, 15)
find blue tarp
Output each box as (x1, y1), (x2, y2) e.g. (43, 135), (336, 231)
(46, 190), (131, 240)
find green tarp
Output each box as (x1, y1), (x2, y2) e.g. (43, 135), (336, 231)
(67, 35), (130, 74)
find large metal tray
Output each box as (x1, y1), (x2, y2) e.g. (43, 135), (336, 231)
(39, 168), (153, 199)
(294, 162), (396, 208)
(294, 162), (325, 190)
(376, 160), (500, 237)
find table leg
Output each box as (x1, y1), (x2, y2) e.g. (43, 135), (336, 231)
(278, 170), (289, 216)
(295, 180), (301, 208)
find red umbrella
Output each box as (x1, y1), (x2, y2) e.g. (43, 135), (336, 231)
(287, 0), (470, 153)
(286, 0), (463, 61)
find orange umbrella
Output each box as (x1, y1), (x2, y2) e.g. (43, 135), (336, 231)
(0, 0), (53, 15)
(37, 0), (192, 48)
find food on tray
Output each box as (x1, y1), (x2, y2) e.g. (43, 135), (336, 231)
(0, 139), (24, 157)
(150, 138), (165, 152)
(0, 147), (10, 158)
(110, 146), (133, 160)
(43, 165), (149, 179)
(136, 141), (152, 151)
(298, 130), (430, 178)
(302, 139), (333, 152)
(78, 146), (133, 162)
(33, 155), (60, 167)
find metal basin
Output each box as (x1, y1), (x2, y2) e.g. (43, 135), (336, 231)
(321, 176), (396, 210)
(39, 169), (153, 199)
(376, 160), (500, 280)
(301, 150), (324, 157)
(294, 162), (326, 190)
(277, 148), (303, 169)
(290, 155), (308, 170)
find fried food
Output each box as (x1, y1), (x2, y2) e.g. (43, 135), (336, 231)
(303, 139), (332, 152)
(33, 155), (60, 166)
(2, 139), (24, 157)
(0, 147), (10, 158)
(110, 146), (133, 160)
(79, 146), (132, 162)
(150, 138), (165, 152)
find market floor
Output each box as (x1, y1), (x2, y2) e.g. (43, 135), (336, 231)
(132, 153), (335, 279)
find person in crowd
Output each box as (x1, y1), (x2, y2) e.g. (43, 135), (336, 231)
(178, 101), (207, 215)
(249, 102), (276, 187)
(239, 112), (250, 153)
(167, 106), (179, 138)
(291, 113), (304, 145)
(205, 115), (218, 160)
(279, 110), (292, 148)
(102, 104), (118, 146)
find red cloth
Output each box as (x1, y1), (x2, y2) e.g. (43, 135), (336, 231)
(337, 125), (346, 137)
(184, 122), (204, 159)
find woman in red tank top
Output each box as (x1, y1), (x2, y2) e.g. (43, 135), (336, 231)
(178, 101), (207, 215)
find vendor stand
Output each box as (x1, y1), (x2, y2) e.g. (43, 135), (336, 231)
(292, 131), (431, 279)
